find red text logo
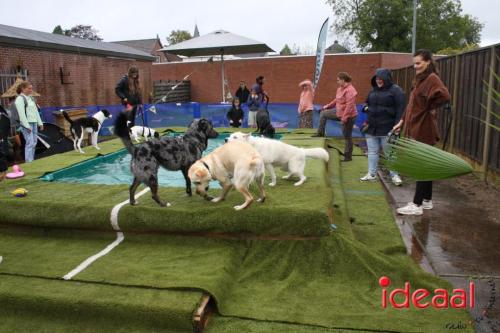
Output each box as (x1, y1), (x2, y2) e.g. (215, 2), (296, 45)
(379, 276), (475, 309)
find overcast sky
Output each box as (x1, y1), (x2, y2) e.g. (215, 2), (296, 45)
(1, 0), (498, 52)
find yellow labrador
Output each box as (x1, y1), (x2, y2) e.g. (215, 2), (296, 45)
(188, 140), (266, 210)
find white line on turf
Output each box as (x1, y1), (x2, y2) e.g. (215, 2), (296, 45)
(0, 256), (3, 264)
(62, 187), (150, 280)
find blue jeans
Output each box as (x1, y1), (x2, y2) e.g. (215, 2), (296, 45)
(365, 134), (398, 177)
(20, 123), (38, 163)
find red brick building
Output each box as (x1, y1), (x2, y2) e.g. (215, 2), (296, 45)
(152, 53), (413, 104)
(1, 24), (413, 108)
(0, 24), (155, 107)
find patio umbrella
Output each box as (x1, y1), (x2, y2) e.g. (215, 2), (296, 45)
(160, 30), (274, 102)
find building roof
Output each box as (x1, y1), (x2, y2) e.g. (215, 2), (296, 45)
(113, 38), (162, 54)
(326, 40), (350, 54)
(0, 24), (155, 61)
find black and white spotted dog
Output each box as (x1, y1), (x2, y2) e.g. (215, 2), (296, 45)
(114, 112), (219, 207)
(62, 109), (112, 153)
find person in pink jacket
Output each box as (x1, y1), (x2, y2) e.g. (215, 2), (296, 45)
(312, 72), (358, 161)
(298, 79), (315, 128)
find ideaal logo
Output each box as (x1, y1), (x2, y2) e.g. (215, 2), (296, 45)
(379, 276), (475, 309)
(379, 276), (498, 331)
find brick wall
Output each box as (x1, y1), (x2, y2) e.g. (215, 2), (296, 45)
(152, 53), (413, 104)
(0, 46), (153, 107)
(0, 46), (413, 108)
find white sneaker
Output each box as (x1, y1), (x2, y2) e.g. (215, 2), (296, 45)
(422, 200), (433, 210)
(397, 202), (423, 216)
(360, 173), (377, 181)
(391, 175), (402, 186)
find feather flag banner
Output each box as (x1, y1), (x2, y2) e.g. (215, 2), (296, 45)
(313, 18), (329, 89)
(383, 137), (473, 181)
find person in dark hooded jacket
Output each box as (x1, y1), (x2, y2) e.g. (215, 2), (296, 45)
(227, 98), (244, 128)
(360, 68), (405, 185)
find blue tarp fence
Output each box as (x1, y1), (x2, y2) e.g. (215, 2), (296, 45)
(40, 103), (367, 138)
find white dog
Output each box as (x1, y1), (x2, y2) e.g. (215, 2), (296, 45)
(227, 132), (329, 186)
(188, 140), (266, 211)
(129, 125), (160, 142)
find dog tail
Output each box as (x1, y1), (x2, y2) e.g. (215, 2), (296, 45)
(62, 111), (73, 125)
(304, 148), (329, 162)
(249, 154), (265, 178)
(114, 112), (135, 154)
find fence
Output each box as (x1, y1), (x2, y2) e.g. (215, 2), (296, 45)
(0, 69), (28, 106)
(153, 80), (190, 103)
(392, 44), (500, 178)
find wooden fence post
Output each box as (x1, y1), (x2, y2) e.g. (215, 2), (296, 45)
(449, 55), (461, 152)
(481, 46), (497, 182)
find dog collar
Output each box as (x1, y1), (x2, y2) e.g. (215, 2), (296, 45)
(202, 161), (210, 172)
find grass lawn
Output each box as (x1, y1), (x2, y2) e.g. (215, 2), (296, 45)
(0, 131), (472, 332)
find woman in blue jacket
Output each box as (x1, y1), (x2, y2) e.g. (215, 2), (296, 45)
(360, 68), (405, 185)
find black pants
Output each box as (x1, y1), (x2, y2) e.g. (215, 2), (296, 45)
(413, 181), (432, 205)
(342, 117), (356, 160)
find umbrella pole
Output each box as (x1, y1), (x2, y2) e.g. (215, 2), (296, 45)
(221, 50), (226, 103)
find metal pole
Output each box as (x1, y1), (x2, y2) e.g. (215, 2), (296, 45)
(481, 46), (497, 182)
(221, 50), (226, 103)
(412, 0), (417, 54)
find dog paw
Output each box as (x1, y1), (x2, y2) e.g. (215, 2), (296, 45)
(130, 200), (137, 206)
(282, 175), (291, 180)
(159, 201), (171, 207)
(211, 197), (223, 203)
(294, 182), (304, 186)
(95, 146), (101, 150)
(268, 182), (276, 187)
(257, 197), (266, 203)
(233, 205), (244, 211)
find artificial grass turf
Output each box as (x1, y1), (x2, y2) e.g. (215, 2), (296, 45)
(0, 275), (202, 333)
(0, 134), (332, 237)
(0, 134), (473, 332)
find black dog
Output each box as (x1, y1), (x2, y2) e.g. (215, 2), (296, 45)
(115, 112), (219, 207)
(256, 108), (275, 138)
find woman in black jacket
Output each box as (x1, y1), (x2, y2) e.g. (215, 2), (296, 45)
(115, 66), (142, 127)
(227, 98), (244, 128)
(235, 81), (250, 105)
(360, 68), (405, 185)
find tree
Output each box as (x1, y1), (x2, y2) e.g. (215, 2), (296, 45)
(325, 0), (483, 52)
(167, 30), (192, 45)
(65, 25), (103, 41)
(53, 25), (64, 35)
(280, 44), (293, 55)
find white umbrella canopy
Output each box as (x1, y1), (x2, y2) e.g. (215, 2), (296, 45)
(160, 30), (274, 102)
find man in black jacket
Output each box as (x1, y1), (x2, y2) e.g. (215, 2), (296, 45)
(360, 68), (405, 185)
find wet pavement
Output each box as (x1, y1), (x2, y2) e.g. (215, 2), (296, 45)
(379, 174), (500, 333)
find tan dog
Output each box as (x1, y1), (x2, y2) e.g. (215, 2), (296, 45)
(188, 140), (266, 210)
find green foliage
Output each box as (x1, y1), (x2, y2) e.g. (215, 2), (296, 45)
(326, 0), (483, 52)
(52, 25), (64, 35)
(53, 24), (103, 41)
(437, 43), (480, 55)
(167, 30), (192, 45)
(384, 137), (473, 180)
(280, 44), (293, 55)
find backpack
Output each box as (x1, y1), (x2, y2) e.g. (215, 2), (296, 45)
(9, 95), (30, 129)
